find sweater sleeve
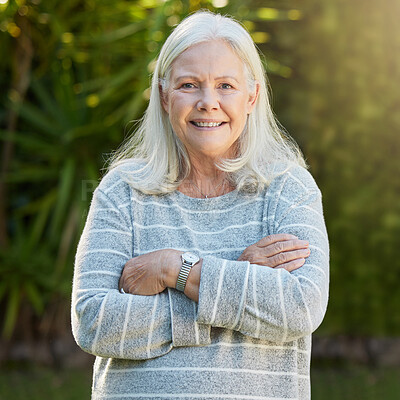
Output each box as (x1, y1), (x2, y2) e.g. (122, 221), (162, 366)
(71, 172), (174, 360)
(196, 166), (329, 343)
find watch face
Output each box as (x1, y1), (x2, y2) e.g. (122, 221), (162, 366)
(183, 252), (199, 264)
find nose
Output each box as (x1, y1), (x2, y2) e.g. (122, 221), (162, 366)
(197, 88), (220, 112)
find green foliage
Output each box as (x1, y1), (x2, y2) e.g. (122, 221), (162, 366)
(0, 364), (92, 399)
(311, 364), (400, 400)
(265, 0), (400, 335)
(0, 0), (291, 340)
(0, 0), (399, 340)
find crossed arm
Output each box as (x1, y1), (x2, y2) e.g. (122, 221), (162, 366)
(119, 234), (311, 302)
(72, 167), (328, 360)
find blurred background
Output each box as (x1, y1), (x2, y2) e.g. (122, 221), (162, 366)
(0, 0), (399, 398)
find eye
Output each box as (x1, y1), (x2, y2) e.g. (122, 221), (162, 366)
(180, 83), (196, 89)
(220, 83), (233, 89)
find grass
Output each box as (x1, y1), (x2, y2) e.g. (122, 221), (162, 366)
(311, 363), (400, 400)
(0, 363), (92, 400)
(0, 362), (399, 399)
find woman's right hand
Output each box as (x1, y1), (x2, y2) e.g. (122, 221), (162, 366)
(237, 234), (310, 272)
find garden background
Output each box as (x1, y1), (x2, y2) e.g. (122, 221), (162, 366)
(1, 0), (399, 398)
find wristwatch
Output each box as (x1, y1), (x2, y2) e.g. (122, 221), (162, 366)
(176, 252), (200, 292)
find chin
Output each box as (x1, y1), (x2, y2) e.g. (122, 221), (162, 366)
(195, 146), (235, 160)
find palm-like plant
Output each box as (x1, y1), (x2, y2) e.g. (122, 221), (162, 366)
(0, 0), (292, 342)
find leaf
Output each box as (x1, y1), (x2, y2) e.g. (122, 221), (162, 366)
(49, 158), (76, 237)
(0, 129), (58, 156)
(10, 101), (60, 136)
(30, 79), (65, 123)
(4, 167), (58, 183)
(27, 190), (56, 250)
(2, 284), (21, 339)
(80, 22), (145, 45)
(24, 282), (45, 315)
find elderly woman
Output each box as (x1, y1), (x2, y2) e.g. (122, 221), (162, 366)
(72, 11), (329, 400)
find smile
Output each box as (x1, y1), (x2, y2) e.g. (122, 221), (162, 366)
(191, 121), (224, 127)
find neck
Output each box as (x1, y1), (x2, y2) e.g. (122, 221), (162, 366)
(178, 159), (233, 199)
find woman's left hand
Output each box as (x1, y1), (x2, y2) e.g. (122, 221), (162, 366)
(119, 249), (181, 295)
(238, 233), (310, 272)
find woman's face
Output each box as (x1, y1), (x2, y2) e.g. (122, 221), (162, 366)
(161, 40), (259, 161)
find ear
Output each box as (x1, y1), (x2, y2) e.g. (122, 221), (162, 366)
(246, 81), (260, 114)
(159, 84), (169, 114)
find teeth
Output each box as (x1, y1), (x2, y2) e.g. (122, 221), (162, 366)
(193, 121), (222, 127)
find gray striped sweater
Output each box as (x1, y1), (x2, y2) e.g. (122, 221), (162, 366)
(72, 162), (329, 400)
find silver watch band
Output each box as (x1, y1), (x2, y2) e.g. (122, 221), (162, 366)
(176, 252), (200, 292)
(175, 261), (192, 292)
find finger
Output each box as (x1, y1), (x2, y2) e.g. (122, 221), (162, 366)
(275, 258), (306, 272)
(256, 234), (298, 248)
(267, 248), (311, 267)
(257, 239), (309, 258)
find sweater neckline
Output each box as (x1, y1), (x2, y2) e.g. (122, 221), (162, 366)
(171, 188), (240, 209)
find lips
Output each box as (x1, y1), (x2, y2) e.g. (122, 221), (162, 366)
(190, 121), (225, 127)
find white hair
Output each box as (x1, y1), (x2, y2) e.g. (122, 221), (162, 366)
(109, 10), (306, 194)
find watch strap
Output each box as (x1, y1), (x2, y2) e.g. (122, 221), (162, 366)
(176, 261), (192, 292)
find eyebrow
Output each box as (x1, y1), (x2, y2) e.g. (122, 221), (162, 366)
(174, 75), (240, 83)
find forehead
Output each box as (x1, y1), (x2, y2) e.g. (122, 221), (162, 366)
(169, 40), (246, 80)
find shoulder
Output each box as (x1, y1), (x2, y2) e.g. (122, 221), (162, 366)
(96, 160), (144, 203)
(268, 162), (320, 201)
